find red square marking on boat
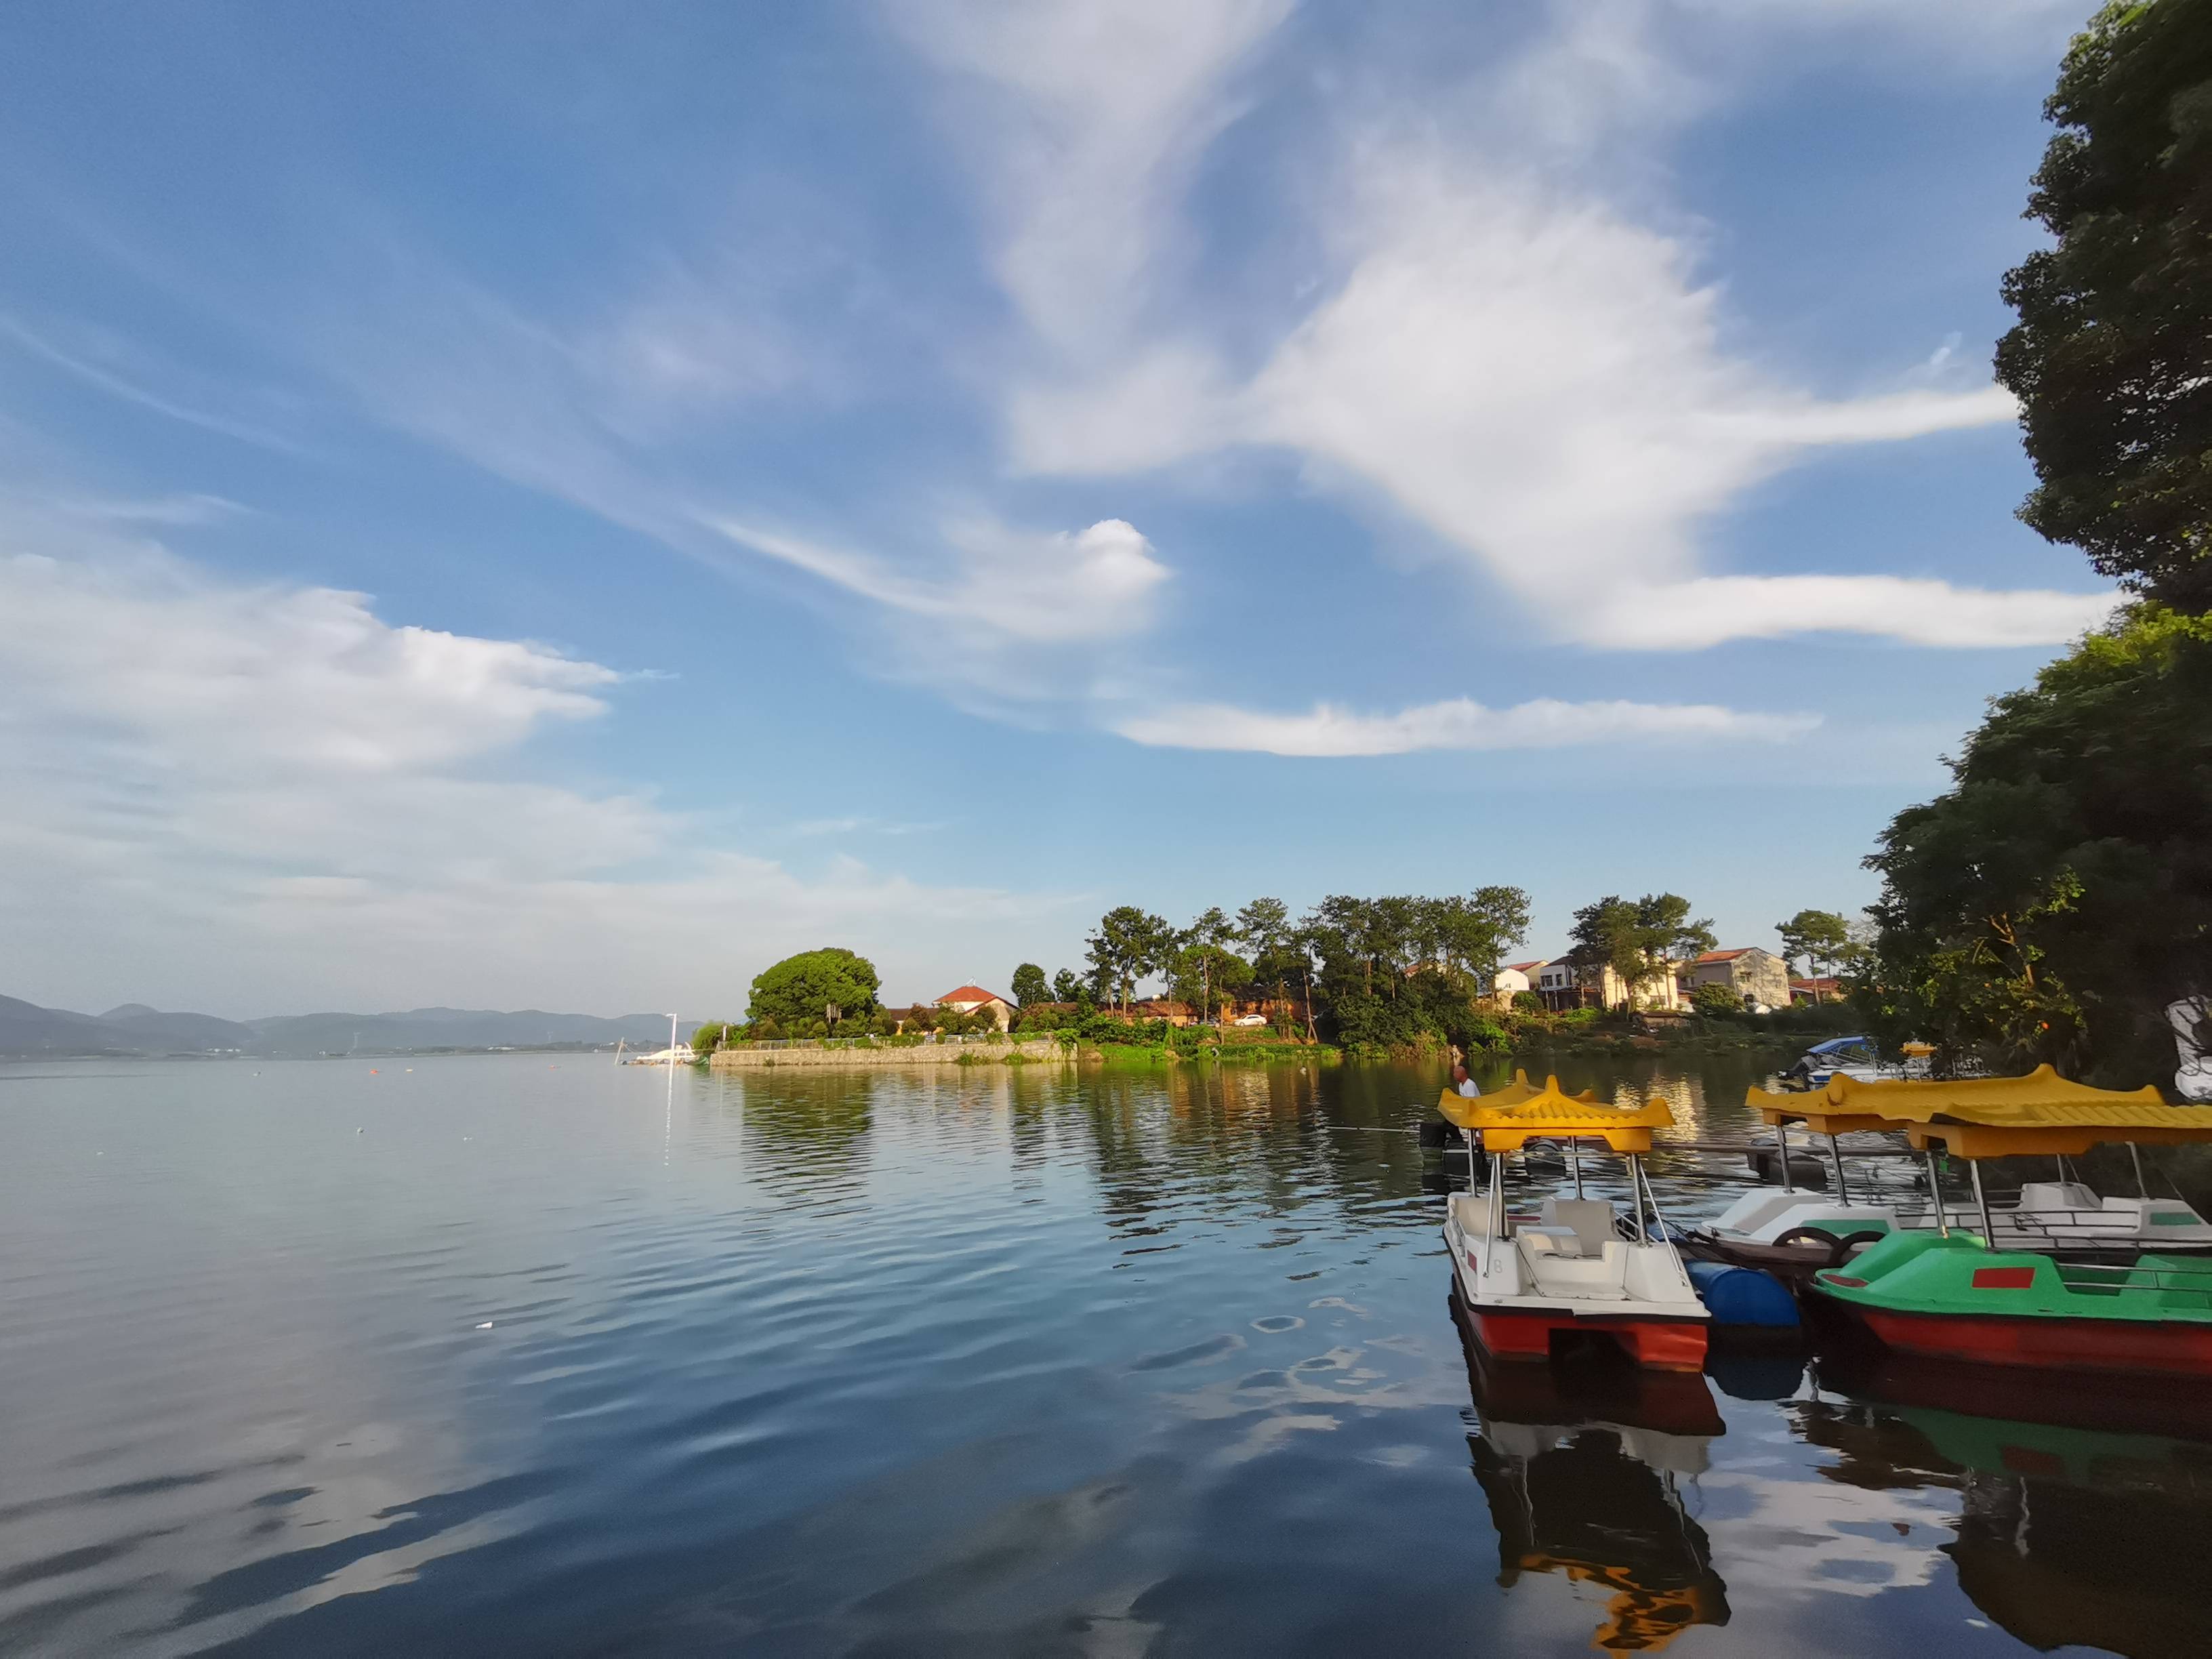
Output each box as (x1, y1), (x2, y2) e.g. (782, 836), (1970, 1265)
(1972, 1267), (2036, 1289)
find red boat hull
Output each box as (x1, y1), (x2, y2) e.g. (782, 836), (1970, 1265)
(1820, 1298), (2212, 1377)
(1467, 1306), (1708, 1373)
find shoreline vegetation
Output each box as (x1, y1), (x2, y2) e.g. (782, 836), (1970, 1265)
(694, 893), (1866, 1075)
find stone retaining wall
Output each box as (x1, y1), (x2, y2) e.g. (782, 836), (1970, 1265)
(709, 1040), (1075, 1069)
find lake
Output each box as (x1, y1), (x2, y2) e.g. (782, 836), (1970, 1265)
(3, 1052), (2208, 1656)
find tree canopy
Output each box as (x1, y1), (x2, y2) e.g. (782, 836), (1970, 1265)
(1861, 605), (2212, 1080)
(1009, 963), (1049, 1006)
(1777, 909), (1855, 997)
(1568, 893), (1713, 1002)
(1995, 0), (2212, 607)
(746, 947), (882, 1033)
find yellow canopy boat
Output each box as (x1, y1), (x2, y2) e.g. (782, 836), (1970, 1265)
(1735, 1065), (2212, 1251)
(1439, 1070), (1674, 1153)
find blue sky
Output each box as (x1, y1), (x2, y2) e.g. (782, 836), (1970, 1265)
(0, 0), (2116, 1017)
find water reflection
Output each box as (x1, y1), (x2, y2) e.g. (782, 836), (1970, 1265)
(1806, 1353), (2212, 1659)
(1455, 1296), (1732, 1652)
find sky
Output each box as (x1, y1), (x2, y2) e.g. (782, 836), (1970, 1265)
(0, 0), (2119, 1019)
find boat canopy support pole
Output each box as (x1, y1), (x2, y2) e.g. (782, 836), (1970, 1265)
(1489, 1151), (1507, 1244)
(1570, 1136), (1584, 1200)
(2131, 1143), (2150, 1200)
(1629, 1156), (1649, 1243)
(1828, 1134), (1849, 1205)
(1925, 1150), (1949, 1238)
(1775, 1122), (1793, 1192)
(1969, 1158), (1996, 1244)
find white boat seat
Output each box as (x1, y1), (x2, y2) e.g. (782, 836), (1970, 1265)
(1540, 1198), (1617, 1257)
(1519, 1237), (1631, 1300)
(1519, 1225), (1585, 1256)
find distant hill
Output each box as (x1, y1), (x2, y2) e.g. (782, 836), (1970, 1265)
(0, 997), (697, 1058)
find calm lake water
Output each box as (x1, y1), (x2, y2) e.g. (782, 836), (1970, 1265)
(4, 1052), (2209, 1657)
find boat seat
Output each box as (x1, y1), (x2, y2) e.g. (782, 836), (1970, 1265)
(1519, 1237), (1631, 1300)
(1539, 1198), (1617, 1257)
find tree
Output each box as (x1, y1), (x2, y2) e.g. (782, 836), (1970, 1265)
(1861, 605), (2212, 1081)
(1569, 893), (1711, 1008)
(1010, 963), (1049, 1007)
(1181, 907), (1235, 1021)
(1567, 896), (1643, 1006)
(1051, 968), (1084, 1004)
(691, 1021), (726, 1054)
(1778, 909), (1853, 1000)
(746, 947), (882, 1033)
(1084, 906), (1173, 1015)
(1995, 1), (2212, 608)
(1689, 983), (1744, 1019)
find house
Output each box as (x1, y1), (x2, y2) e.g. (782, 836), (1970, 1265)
(1535, 958), (1683, 1012)
(1492, 960), (1548, 1007)
(1684, 948), (1793, 1011)
(933, 985), (1014, 1030)
(1790, 976), (1844, 1004)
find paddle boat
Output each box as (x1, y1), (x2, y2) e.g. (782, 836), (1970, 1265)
(1803, 1073), (2212, 1376)
(1439, 1076), (1710, 1372)
(1684, 1068), (2212, 1278)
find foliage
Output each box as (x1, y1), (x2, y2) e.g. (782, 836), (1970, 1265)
(1167, 940), (1253, 1019)
(1995, 0), (2212, 607)
(1777, 909), (1858, 997)
(1009, 962), (1049, 1007)
(1689, 982), (1746, 1019)
(745, 947), (882, 1034)
(1861, 605), (2212, 1082)
(1084, 905), (1176, 1013)
(690, 1021), (726, 1054)
(1567, 893), (1713, 1004)
(1050, 968), (1086, 1003)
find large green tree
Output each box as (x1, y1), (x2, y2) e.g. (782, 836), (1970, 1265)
(1084, 905), (1174, 1015)
(745, 947), (882, 1033)
(1568, 893), (1708, 1006)
(1009, 962), (1049, 1007)
(1862, 605), (2212, 1080)
(1996, 0), (2212, 607)
(1778, 909), (1854, 1000)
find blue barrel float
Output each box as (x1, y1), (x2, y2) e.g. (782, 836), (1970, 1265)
(1685, 1259), (1799, 1329)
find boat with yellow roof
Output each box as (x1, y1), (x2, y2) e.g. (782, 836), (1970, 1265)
(1686, 1067), (2212, 1276)
(1799, 1071), (2212, 1376)
(1440, 1072), (1709, 1372)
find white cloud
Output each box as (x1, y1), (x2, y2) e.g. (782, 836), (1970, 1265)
(1115, 695), (1818, 757)
(705, 514), (1168, 645)
(1576, 574), (2121, 651)
(886, 0), (1292, 361)
(0, 534), (1064, 1015)
(906, 14), (2110, 653)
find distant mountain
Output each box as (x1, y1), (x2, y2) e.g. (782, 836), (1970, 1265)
(245, 1008), (694, 1055)
(0, 997), (696, 1058)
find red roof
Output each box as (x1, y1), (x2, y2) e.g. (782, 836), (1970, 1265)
(1501, 960), (1548, 975)
(1694, 948), (1753, 963)
(934, 985), (1008, 1006)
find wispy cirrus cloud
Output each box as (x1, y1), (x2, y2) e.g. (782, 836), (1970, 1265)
(1115, 695), (1818, 758)
(907, 3), (2110, 653)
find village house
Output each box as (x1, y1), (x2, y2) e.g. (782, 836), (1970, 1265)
(1790, 976), (1843, 1004)
(1534, 958), (1683, 1013)
(1683, 948), (1793, 1011)
(1491, 960), (1547, 1007)
(932, 985), (1014, 1031)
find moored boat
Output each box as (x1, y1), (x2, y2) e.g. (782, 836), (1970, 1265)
(1685, 1067), (2212, 1278)
(1439, 1076), (1710, 1372)
(1803, 1075), (2212, 1378)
